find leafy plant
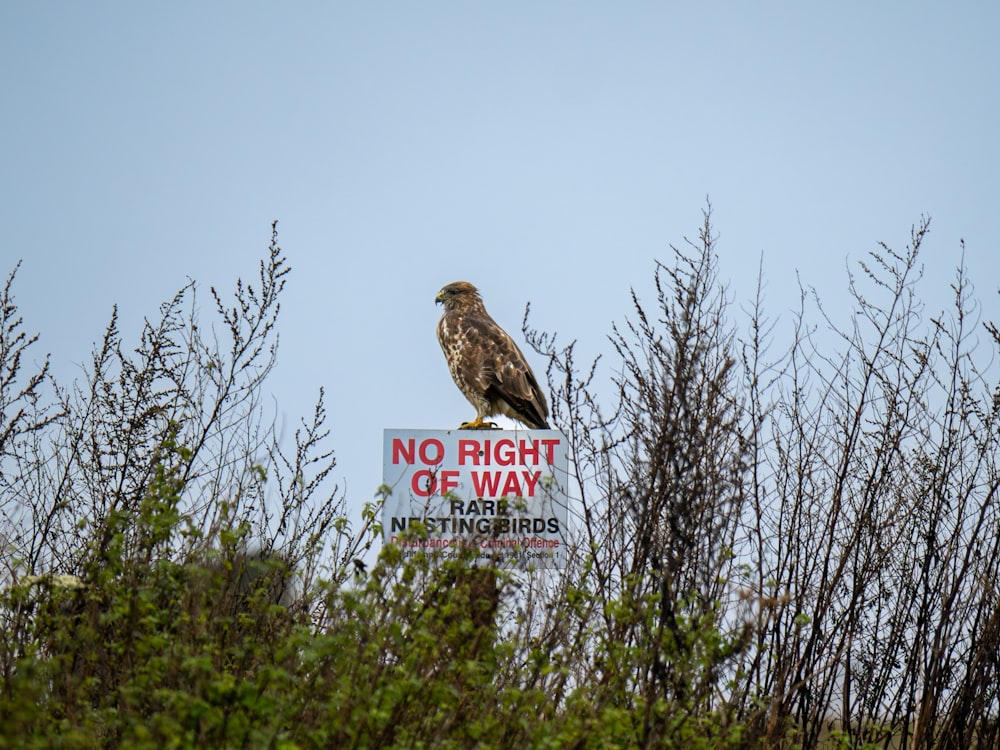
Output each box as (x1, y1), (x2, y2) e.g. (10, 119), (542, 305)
(3, 212), (999, 748)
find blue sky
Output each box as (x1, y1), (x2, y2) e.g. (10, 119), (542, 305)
(3, 2), (998, 515)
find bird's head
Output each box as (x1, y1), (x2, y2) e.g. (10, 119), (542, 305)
(436, 281), (480, 310)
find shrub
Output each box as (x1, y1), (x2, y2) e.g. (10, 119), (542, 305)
(3, 212), (998, 748)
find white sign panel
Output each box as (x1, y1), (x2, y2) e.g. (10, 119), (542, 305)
(382, 428), (569, 568)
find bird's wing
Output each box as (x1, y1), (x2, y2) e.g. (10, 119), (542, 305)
(492, 338), (545, 404)
(484, 323), (549, 426)
(446, 309), (549, 426)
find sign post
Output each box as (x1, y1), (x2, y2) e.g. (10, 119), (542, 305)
(382, 428), (569, 568)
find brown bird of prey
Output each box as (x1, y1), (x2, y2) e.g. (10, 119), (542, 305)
(436, 281), (550, 430)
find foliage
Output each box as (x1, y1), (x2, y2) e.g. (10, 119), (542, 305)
(2, 212), (999, 748)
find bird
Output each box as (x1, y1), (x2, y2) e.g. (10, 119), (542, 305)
(435, 281), (550, 430)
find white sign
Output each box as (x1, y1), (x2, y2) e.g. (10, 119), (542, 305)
(382, 428), (569, 568)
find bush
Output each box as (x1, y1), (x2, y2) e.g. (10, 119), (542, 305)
(2, 212), (998, 748)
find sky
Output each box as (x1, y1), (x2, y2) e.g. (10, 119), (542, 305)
(2, 2), (999, 526)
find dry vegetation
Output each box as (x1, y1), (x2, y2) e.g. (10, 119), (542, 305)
(1, 213), (998, 748)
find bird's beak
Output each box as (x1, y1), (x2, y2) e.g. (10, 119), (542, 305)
(435, 291), (444, 305)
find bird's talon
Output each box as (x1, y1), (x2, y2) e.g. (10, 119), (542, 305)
(459, 420), (498, 430)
